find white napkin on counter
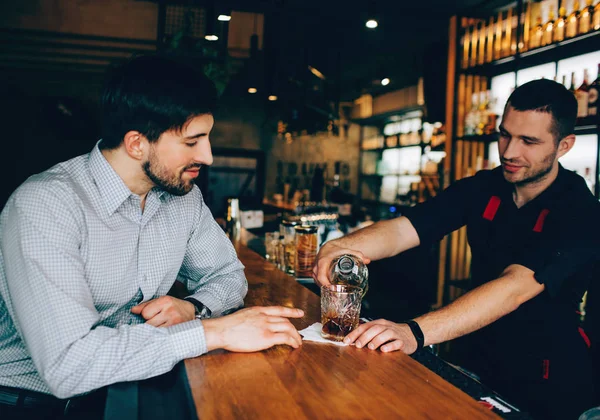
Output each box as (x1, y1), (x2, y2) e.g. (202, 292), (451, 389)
(298, 322), (348, 346)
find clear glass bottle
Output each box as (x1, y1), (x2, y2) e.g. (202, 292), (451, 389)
(329, 254), (369, 297)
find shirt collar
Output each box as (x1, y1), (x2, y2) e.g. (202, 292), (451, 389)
(494, 163), (569, 208)
(88, 141), (134, 216)
(88, 141), (170, 216)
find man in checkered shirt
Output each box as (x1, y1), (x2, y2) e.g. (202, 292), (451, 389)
(0, 55), (303, 417)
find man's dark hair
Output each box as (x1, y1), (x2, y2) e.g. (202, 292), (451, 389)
(100, 54), (218, 150)
(506, 78), (577, 144)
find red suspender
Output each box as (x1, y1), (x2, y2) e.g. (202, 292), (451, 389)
(483, 196), (501, 221)
(533, 209), (550, 233)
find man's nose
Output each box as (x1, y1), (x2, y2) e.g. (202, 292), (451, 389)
(502, 138), (521, 160)
(194, 140), (213, 165)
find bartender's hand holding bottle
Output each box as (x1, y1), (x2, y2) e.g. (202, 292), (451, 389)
(203, 306), (304, 352)
(312, 241), (370, 286)
(343, 319), (418, 354)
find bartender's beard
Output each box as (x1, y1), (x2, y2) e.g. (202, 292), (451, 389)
(143, 147), (199, 196)
(502, 148), (557, 187)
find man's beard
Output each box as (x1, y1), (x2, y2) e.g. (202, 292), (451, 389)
(143, 148), (199, 196)
(502, 148), (557, 187)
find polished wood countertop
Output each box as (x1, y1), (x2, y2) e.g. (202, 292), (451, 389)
(183, 235), (498, 419)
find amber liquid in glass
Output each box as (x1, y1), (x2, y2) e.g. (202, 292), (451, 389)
(321, 315), (359, 341)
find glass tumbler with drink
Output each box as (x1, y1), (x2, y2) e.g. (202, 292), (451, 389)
(321, 284), (362, 341)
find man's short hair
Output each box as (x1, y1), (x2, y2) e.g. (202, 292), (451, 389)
(505, 78), (577, 144)
(100, 54), (217, 150)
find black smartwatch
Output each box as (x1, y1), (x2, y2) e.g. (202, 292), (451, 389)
(402, 320), (425, 353)
(186, 298), (211, 319)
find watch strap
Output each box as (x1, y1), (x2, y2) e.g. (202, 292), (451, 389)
(185, 298), (211, 319)
(402, 320), (425, 353)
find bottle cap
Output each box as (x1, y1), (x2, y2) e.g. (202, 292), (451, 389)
(337, 256), (355, 274)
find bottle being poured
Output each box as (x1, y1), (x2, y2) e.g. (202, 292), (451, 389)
(329, 254), (369, 297)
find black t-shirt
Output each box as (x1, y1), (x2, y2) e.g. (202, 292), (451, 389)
(403, 165), (600, 379)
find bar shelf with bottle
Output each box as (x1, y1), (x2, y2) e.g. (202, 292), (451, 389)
(358, 107), (447, 218)
(461, 0), (600, 74)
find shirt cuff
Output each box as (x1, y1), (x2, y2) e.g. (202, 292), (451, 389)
(186, 291), (224, 317)
(166, 319), (207, 360)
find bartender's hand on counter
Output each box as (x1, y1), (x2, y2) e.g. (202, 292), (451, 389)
(343, 319), (418, 354)
(132, 296), (196, 327)
(312, 242), (370, 286)
(202, 306), (304, 352)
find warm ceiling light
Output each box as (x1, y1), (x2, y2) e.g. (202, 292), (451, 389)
(248, 87), (258, 94)
(268, 95), (278, 101)
(218, 14), (231, 21)
(308, 65), (326, 80)
(366, 19), (378, 29)
(204, 34), (218, 41)
(381, 78), (390, 86)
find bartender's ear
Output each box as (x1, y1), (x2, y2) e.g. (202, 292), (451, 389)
(123, 131), (147, 161)
(556, 134), (575, 159)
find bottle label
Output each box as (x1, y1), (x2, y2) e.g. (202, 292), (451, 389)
(577, 92), (589, 117)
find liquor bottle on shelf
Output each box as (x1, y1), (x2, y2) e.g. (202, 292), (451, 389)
(486, 16), (495, 61)
(470, 23), (479, 68)
(562, 74), (568, 88)
(579, 0), (594, 34)
(594, 0), (600, 30)
(587, 64), (599, 120)
(485, 94), (499, 134)
(569, 72), (577, 95)
(521, 1), (531, 52)
(530, 16), (544, 49)
(576, 69), (590, 119)
(462, 26), (471, 69)
(494, 11), (503, 60)
(465, 93), (479, 136)
(478, 21), (487, 66)
(566, 1), (580, 39)
(542, 10), (555, 46)
(510, 7), (518, 54)
(554, 6), (567, 42)
(477, 91), (489, 136)
(503, 7), (514, 57)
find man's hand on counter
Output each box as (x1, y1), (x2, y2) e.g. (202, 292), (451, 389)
(343, 319), (418, 354)
(312, 242), (370, 287)
(203, 306), (304, 352)
(132, 296), (196, 327)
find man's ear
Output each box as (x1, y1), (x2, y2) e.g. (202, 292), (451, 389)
(123, 131), (146, 161)
(557, 134), (575, 159)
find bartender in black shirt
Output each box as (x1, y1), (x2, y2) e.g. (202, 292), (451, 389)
(313, 79), (599, 419)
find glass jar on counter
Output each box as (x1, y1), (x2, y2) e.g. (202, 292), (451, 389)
(280, 219), (299, 243)
(294, 225), (318, 278)
(280, 219), (299, 275)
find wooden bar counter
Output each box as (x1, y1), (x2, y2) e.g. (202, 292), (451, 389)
(183, 234), (499, 419)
